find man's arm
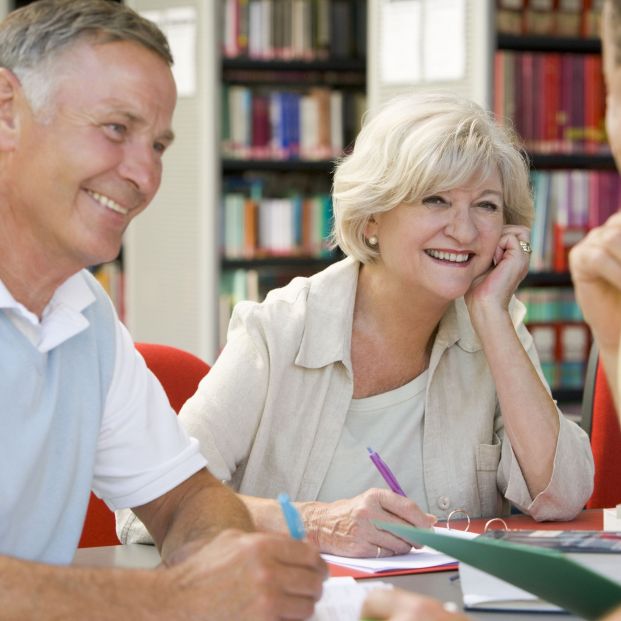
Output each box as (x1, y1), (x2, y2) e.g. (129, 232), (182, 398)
(132, 467), (253, 562)
(0, 528), (325, 620)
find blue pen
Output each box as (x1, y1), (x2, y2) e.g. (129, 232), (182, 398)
(278, 492), (305, 540)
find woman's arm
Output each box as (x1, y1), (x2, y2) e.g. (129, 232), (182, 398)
(237, 489), (436, 557)
(466, 225), (562, 498)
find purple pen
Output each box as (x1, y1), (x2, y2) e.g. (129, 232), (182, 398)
(367, 447), (407, 496)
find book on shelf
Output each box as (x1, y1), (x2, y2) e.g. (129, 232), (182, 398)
(496, 0), (603, 38)
(529, 170), (621, 271)
(222, 84), (365, 161)
(222, 0), (366, 61)
(524, 0), (556, 36)
(222, 180), (333, 259)
(496, 0), (524, 35)
(495, 50), (608, 155)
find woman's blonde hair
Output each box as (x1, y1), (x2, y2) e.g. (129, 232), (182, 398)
(331, 91), (533, 263)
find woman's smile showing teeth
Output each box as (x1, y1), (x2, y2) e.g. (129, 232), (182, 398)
(425, 249), (472, 264)
(86, 189), (128, 216)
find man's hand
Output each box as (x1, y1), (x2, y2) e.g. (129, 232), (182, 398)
(569, 213), (621, 352)
(163, 529), (326, 620)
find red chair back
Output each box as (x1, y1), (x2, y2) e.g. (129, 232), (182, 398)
(78, 342), (210, 547)
(582, 346), (621, 509)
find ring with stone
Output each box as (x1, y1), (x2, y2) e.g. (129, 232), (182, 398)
(519, 240), (532, 254)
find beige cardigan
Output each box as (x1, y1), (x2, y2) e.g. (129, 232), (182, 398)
(118, 258), (594, 543)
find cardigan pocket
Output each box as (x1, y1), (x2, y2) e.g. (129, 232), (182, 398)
(475, 442), (502, 517)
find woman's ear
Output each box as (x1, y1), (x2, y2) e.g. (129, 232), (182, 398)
(0, 69), (21, 150)
(364, 214), (378, 238)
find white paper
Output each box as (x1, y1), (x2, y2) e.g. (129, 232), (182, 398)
(310, 577), (393, 621)
(380, 0), (422, 84)
(459, 562), (562, 612)
(141, 7), (197, 97)
(423, 0), (466, 82)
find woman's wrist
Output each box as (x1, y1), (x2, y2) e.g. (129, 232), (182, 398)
(298, 501), (326, 548)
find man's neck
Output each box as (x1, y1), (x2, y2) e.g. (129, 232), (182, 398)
(0, 242), (77, 319)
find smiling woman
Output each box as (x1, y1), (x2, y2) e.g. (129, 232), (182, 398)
(119, 91), (595, 561)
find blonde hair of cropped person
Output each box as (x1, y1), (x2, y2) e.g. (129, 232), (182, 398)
(0, 0), (172, 117)
(331, 92), (533, 264)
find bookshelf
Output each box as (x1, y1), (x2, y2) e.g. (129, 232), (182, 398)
(494, 3), (616, 404)
(218, 0), (368, 348)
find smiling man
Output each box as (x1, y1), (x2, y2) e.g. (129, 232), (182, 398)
(0, 1), (325, 619)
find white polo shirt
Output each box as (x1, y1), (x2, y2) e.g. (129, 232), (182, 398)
(0, 272), (206, 511)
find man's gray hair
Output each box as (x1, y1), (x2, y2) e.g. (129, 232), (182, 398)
(0, 0), (172, 112)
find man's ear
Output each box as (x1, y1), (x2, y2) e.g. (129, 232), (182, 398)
(0, 69), (21, 150)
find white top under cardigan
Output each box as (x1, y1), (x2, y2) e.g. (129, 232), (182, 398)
(119, 257), (594, 544)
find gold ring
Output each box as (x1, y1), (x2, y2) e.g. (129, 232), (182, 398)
(376, 546), (381, 558)
(519, 240), (532, 254)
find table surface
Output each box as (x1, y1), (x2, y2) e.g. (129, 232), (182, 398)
(74, 510), (604, 620)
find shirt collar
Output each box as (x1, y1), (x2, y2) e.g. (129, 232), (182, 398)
(295, 256), (359, 370)
(294, 257), (528, 367)
(0, 270), (97, 352)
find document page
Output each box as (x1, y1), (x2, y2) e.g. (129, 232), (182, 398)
(310, 577), (393, 621)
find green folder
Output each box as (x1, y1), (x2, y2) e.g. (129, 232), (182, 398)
(374, 521), (621, 620)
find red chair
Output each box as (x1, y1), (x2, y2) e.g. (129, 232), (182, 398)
(78, 342), (210, 547)
(581, 344), (621, 509)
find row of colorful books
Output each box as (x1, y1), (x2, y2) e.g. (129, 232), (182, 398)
(520, 286), (584, 322)
(528, 321), (591, 389)
(221, 0), (367, 61)
(222, 84), (365, 160)
(530, 170), (621, 271)
(494, 51), (608, 154)
(497, 0), (602, 38)
(222, 190), (333, 258)
(219, 266), (318, 347)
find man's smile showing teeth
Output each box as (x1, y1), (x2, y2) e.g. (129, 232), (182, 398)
(425, 249), (472, 263)
(86, 190), (128, 216)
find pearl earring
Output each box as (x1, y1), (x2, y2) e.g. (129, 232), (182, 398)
(368, 235), (379, 247)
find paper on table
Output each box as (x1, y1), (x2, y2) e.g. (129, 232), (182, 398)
(322, 527), (474, 574)
(459, 562), (563, 612)
(310, 577), (393, 621)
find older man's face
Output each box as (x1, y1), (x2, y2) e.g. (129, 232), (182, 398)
(8, 38), (176, 271)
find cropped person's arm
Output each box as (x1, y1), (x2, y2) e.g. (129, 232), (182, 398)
(569, 213), (621, 411)
(360, 589), (471, 620)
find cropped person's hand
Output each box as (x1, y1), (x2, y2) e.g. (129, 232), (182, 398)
(361, 588), (471, 621)
(162, 529), (326, 620)
(601, 604), (621, 621)
(301, 488), (436, 557)
(465, 224), (531, 319)
(569, 213), (621, 352)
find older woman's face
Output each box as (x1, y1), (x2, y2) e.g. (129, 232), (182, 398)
(368, 169), (504, 303)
